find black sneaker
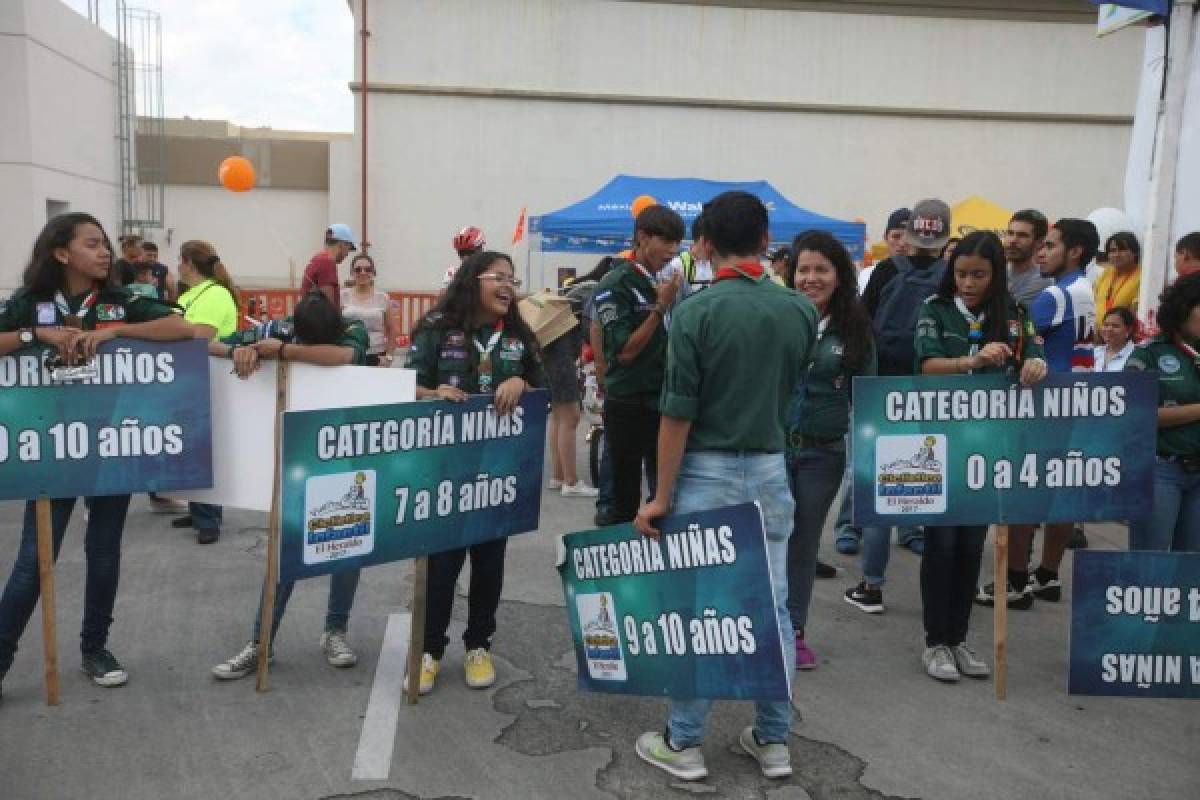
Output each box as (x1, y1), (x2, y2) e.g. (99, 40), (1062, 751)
(196, 528), (220, 545)
(844, 582), (884, 614)
(974, 581), (1033, 610)
(1029, 569), (1062, 602)
(1066, 526), (1089, 550)
(171, 515), (194, 529)
(81, 648), (128, 687)
(815, 560), (838, 579)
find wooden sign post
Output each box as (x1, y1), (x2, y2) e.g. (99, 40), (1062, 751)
(35, 496), (59, 706)
(993, 524), (1009, 701)
(255, 361), (289, 692)
(404, 557), (428, 705)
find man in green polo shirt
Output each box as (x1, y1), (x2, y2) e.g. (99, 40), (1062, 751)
(593, 205), (684, 524)
(633, 191), (818, 783)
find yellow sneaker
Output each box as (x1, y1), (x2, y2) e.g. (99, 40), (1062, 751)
(404, 653), (439, 695)
(464, 647), (496, 689)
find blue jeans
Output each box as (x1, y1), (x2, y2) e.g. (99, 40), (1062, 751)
(596, 428), (614, 512)
(0, 495), (131, 675)
(190, 502), (222, 532)
(1129, 459), (1200, 552)
(787, 445), (845, 632)
(251, 569), (361, 642)
(667, 451), (795, 747)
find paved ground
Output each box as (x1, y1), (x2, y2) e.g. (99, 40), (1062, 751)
(0, 437), (1195, 800)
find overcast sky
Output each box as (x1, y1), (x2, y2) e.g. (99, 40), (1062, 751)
(62, 0), (355, 132)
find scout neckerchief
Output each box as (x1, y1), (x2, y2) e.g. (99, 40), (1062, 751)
(1175, 336), (1200, 370)
(630, 259), (654, 283)
(713, 260), (767, 283)
(953, 296), (986, 356)
(55, 288), (99, 329)
(474, 318), (505, 393)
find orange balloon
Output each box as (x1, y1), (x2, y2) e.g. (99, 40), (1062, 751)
(218, 156), (256, 192)
(630, 194), (657, 218)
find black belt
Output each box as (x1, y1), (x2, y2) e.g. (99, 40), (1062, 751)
(800, 435), (844, 449)
(1159, 453), (1200, 473)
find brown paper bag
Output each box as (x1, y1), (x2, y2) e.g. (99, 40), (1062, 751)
(518, 290), (578, 348)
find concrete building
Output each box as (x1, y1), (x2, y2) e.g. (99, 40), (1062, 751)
(346, 0), (1144, 289)
(0, 0), (121, 291)
(139, 118), (350, 289)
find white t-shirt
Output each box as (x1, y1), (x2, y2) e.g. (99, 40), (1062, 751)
(341, 289), (395, 354)
(857, 265), (876, 295)
(1092, 341), (1134, 373)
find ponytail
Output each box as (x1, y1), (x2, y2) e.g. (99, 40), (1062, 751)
(181, 239), (240, 313)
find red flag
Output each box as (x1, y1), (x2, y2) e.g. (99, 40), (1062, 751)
(511, 206), (527, 245)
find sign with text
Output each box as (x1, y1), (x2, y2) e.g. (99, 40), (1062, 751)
(278, 390), (548, 582)
(559, 503), (789, 701)
(1069, 551), (1200, 698)
(851, 373), (1156, 526)
(0, 341), (212, 500)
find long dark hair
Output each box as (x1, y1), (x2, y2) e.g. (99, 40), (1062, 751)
(22, 212), (116, 297)
(1157, 273), (1200, 340)
(293, 291), (345, 345)
(787, 231), (873, 376)
(417, 250), (538, 352)
(181, 239), (241, 313)
(935, 230), (1010, 344)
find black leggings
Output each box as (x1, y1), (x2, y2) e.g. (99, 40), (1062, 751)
(920, 525), (986, 647)
(603, 397), (659, 522)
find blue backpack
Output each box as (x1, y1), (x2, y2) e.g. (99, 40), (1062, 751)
(872, 255), (946, 376)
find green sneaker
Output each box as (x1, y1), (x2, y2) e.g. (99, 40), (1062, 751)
(81, 648), (128, 687)
(635, 730), (707, 781)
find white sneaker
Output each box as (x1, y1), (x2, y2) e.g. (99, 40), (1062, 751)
(635, 731), (708, 781)
(320, 631), (358, 668)
(737, 726), (792, 778)
(547, 479), (563, 491)
(952, 643), (991, 678)
(212, 642), (271, 681)
(923, 645), (961, 683)
(561, 482), (599, 498)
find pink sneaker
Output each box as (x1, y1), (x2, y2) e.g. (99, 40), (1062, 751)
(794, 637), (817, 670)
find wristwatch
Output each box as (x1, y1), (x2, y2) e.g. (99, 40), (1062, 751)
(18, 328), (35, 346)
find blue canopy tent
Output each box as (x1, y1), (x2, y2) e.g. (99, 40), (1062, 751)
(528, 175), (866, 267)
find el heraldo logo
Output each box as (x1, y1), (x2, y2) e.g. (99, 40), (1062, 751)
(303, 470), (376, 565)
(874, 435), (947, 515)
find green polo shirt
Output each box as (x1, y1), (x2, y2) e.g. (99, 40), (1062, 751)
(408, 313), (544, 393)
(220, 317), (370, 366)
(914, 296), (1044, 373)
(594, 260), (667, 402)
(0, 285), (176, 332)
(661, 270), (818, 453)
(788, 323), (877, 449)
(1125, 337), (1200, 457)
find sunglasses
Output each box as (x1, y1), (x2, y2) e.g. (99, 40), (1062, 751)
(352, 267), (375, 274)
(479, 273), (522, 287)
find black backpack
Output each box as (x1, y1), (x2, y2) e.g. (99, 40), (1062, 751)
(872, 255), (946, 376)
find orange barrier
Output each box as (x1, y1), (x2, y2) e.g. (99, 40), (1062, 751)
(239, 289), (439, 338)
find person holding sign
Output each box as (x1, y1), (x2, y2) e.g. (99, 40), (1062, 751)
(406, 251), (543, 694)
(913, 230), (1047, 682)
(633, 192), (817, 782)
(172, 240), (240, 545)
(1124, 273), (1200, 553)
(782, 231), (876, 669)
(0, 212), (193, 696)
(210, 292), (370, 680)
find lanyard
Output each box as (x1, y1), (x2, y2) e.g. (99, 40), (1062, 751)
(713, 261), (766, 283)
(474, 319), (505, 391)
(630, 261), (654, 282)
(54, 289), (99, 328)
(1175, 337), (1200, 370)
(953, 297), (986, 359)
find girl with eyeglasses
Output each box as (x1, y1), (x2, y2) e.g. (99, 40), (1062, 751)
(341, 254), (399, 367)
(405, 251), (543, 695)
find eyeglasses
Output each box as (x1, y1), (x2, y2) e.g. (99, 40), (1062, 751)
(478, 273), (522, 287)
(352, 267), (375, 274)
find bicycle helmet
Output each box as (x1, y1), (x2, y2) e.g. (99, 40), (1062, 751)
(452, 226), (486, 254)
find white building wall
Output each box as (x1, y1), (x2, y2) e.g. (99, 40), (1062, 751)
(156, 186), (329, 288)
(348, 0), (1142, 290)
(0, 0), (120, 291)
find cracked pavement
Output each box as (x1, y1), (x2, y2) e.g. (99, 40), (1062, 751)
(0, 436), (1195, 799)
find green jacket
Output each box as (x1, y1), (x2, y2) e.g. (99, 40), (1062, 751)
(0, 285), (176, 332)
(594, 260), (667, 402)
(408, 313), (544, 393)
(786, 322), (877, 455)
(1125, 336), (1200, 457)
(661, 271), (818, 453)
(221, 317), (370, 366)
(914, 296), (1044, 373)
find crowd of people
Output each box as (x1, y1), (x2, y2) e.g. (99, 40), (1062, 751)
(0, 200), (1197, 783)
